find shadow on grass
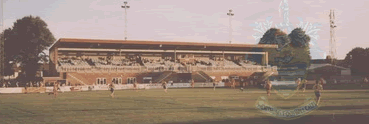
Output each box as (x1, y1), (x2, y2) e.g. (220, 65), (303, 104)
(318, 105), (369, 110)
(52, 104), (369, 113)
(163, 114), (369, 124)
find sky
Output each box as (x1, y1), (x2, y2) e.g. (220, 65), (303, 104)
(1, 0), (368, 59)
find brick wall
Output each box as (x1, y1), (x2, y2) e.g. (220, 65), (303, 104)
(65, 72), (140, 85)
(62, 71), (260, 86)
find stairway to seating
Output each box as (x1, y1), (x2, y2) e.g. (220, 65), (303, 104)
(197, 71), (213, 82)
(153, 71), (173, 83)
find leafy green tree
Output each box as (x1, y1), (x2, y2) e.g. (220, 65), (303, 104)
(288, 28), (310, 48)
(1, 29), (15, 77)
(259, 28), (290, 51)
(3, 15), (55, 82)
(258, 27), (311, 79)
(259, 28), (311, 66)
(288, 28), (311, 66)
(344, 47), (369, 75)
(257, 28), (290, 66)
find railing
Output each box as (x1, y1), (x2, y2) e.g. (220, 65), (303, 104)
(57, 65), (278, 73)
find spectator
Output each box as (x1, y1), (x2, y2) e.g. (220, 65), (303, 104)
(16, 82), (19, 87)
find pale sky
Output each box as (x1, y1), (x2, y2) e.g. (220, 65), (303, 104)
(1, 0), (368, 59)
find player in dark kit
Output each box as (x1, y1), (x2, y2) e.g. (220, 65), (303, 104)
(213, 80), (217, 91)
(313, 79), (323, 105)
(162, 81), (168, 93)
(264, 79), (272, 96)
(191, 79), (195, 88)
(302, 79), (307, 92)
(109, 83), (115, 98)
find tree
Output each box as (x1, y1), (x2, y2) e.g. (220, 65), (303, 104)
(257, 28), (291, 66)
(258, 27), (311, 79)
(259, 28), (290, 51)
(326, 55), (332, 63)
(325, 55), (337, 65)
(288, 28), (311, 66)
(4, 15), (55, 82)
(344, 47), (369, 75)
(288, 28), (310, 48)
(1, 29), (15, 77)
(258, 28), (311, 67)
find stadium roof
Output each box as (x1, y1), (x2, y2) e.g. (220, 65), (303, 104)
(50, 38), (278, 52)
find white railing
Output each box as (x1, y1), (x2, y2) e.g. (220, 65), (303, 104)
(0, 83), (227, 94)
(57, 65), (278, 73)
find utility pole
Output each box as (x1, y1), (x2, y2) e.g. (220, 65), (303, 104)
(121, 1), (130, 40)
(227, 9), (234, 44)
(329, 9), (337, 62)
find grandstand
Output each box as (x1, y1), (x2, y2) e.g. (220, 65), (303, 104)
(47, 38), (278, 86)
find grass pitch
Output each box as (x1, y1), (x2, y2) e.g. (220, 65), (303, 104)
(1, 88), (369, 124)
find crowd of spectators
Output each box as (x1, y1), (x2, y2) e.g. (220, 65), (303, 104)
(142, 57), (178, 67)
(58, 55), (259, 68)
(59, 56), (140, 67)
